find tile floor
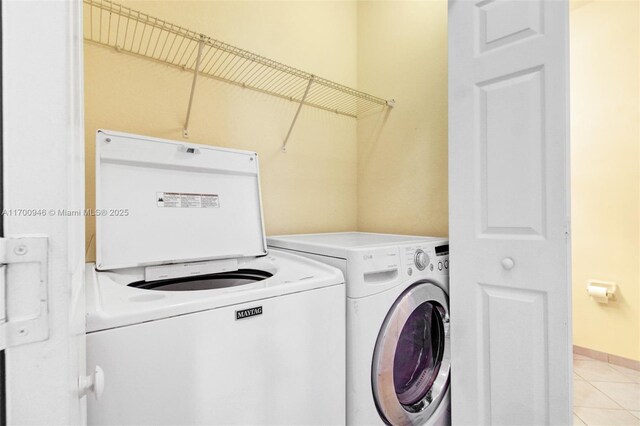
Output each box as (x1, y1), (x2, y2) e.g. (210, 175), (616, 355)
(573, 353), (640, 425)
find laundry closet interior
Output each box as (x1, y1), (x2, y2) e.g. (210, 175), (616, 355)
(82, 0), (449, 258)
(8, 0), (640, 423)
(81, 1), (450, 424)
(76, 0), (639, 424)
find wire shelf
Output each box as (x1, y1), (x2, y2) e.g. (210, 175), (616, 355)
(83, 0), (392, 119)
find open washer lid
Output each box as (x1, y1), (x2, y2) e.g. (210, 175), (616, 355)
(95, 130), (267, 270)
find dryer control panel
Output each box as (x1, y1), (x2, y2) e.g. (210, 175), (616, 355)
(403, 243), (449, 278)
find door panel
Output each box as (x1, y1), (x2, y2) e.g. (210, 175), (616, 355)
(480, 285), (548, 424)
(477, 0), (543, 53)
(478, 67), (546, 237)
(449, 0), (571, 424)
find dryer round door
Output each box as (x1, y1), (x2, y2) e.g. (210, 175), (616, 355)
(372, 282), (450, 426)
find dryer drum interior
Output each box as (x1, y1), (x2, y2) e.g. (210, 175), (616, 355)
(372, 283), (451, 425)
(129, 269), (273, 291)
(394, 301), (445, 407)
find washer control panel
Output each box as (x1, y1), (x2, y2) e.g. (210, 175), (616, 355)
(403, 243), (449, 277)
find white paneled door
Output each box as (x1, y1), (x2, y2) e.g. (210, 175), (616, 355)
(2, 0), (87, 424)
(449, 0), (571, 424)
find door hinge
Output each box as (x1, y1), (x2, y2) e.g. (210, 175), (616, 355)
(0, 236), (49, 350)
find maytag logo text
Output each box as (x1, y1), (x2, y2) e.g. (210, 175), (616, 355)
(235, 306), (263, 320)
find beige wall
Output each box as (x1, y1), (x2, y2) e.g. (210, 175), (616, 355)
(356, 0), (448, 237)
(84, 0), (451, 262)
(84, 0), (359, 261)
(571, 0), (640, 361)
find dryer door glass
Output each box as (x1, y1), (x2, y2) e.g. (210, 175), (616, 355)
(393, 301), (444, 406)
(372, 283), (451, 425)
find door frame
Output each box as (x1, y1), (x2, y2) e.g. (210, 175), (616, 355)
(0, 1), (5, 423)
(1, 0), (86, 423)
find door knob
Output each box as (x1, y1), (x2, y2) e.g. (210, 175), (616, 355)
(79, 366), (105, 399)
(501, 257), (515, 270)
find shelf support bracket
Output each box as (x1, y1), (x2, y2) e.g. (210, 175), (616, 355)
(183, 37), (206, 138)
(282, 77), (314, 153)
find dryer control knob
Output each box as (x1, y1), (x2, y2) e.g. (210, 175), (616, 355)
(414, 250), (429, 271)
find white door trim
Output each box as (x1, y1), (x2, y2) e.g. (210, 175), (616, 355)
(2, 0), (86, 423)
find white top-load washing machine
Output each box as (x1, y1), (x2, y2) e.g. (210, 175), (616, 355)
(267, 232), (451, 426)
(86, 130), (346, 425)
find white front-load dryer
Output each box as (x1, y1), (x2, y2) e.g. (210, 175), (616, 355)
(86, 131), (346, 425)
(268, 232), (451, 426)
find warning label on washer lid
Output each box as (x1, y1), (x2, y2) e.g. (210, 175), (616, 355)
(156, 192), (220, 208)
